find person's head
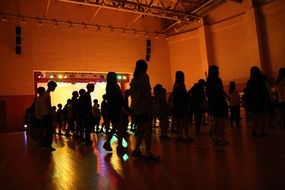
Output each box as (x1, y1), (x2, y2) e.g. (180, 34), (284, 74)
(198, 79), (206, 86)
(52, 106), (56, 111)
(229, 81), (236, 93)
(124, 89), (130, 97)
(175, 71), (185, 84)
(93, 99), (98, 104)
(107, 72), (117, 84)
(72, 91), (79, 98)
(86, 83), (95, 93)
(133, 59), (148, 79)
(208, 65), (219, 79)
(154, 84), (163, 95)
(47, 81), (57, 92)
(279, 68), (285, 77)
(79, 89), (86, 96)
(37, 86), (45, 95)
(102, 94), (107, 100)
(250, 66), (262, 79)
(57, 103), (62, 109)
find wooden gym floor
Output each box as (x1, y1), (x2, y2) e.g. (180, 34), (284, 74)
(1, 117), (285, 190)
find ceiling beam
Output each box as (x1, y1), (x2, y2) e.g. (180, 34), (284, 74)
(45, 0), (51, 18)
(89, 7), (101, 24)
(58, 0), (199, 22)
(126, 14), (143, 28)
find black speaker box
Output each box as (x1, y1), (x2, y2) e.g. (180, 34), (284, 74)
(16, 45), (21, 55)
(146, 39), (151, 47)
(16, 26), (21, 35)
(16, 36), (21, 45)
(146, 54), (150, 62)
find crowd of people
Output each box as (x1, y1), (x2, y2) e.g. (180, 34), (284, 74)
(25, 60), (285, 162)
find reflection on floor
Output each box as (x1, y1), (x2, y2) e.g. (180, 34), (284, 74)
(1, 119), (285, 190)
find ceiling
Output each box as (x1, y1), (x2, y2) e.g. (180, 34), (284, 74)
(0, 0), (232, 35)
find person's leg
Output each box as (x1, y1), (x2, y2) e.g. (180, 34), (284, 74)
(194, 112), (202, 134)
(160, 117), (169, 137)
(175, 117), (183, 139)
(144, 120), (152, 155)
(46, 116), (54, 148)
(252, 113), (259, 136)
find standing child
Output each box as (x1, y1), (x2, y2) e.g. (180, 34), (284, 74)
(228, 81), (241, 128)
(56, 103), (63, 135)
(153, 84), (169, 139)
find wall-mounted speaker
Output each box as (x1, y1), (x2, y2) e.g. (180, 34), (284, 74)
(146, 39), (151, 61)
(16, 46), (21, 55)
(15, 26), (21, 55)
(16, 26), (21, 35)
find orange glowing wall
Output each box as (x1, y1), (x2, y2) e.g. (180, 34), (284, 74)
(1, 0), (285, 131)
(168, 30), (205, 90)
(168, 0), (285, 90)
(0, 18), (171, 130)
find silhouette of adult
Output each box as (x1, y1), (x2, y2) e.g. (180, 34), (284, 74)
(41, 80), (57, 151)
(246, 66), (271, 136)
(103, 72), (129, 153)
(206, 65), (228, 145)
(276, 68), (285, 128)
(81, 83), (95, 145)
(130, 59), (159, 161)
(189, 79), (207, 135)
(172, 71), (193, 142)
(77, 89), (86, 141)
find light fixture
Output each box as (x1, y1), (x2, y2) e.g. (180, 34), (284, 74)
(83, 23), (88, 30)
(68, 22), (73, 29)
(38, 19), (43, 26)
(97, 25), (101, 31)
(54, 20), (59, 28)
(134, 31), (138, 37)
(155, 33), (159, 39)
(1, 16), (8, 22)
(145, 33), (149, 38)
(109, 26), (114, 32)
(20, 17), (26, 25)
